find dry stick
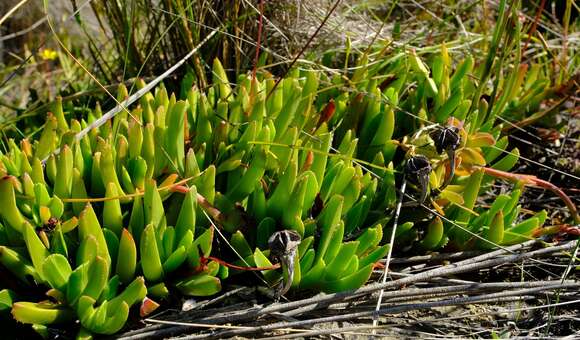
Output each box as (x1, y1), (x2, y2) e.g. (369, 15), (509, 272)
(373, 177), (406, 331)
(550, 239), (580, 325)
(119, 241), (576, 340)
(281, 280), (578, 318)
(129, 241), (547, 340)
(0, 16), (47, 42)
(302, 295), (569, 339)
(235, 291), (572, 339)
(258, 324), (393, 340)
(188, 287), (250, 311)
(360, 290), (579, 306)
(389, 249), (488, 265)
(357, 281), (578, 305)
(260, 296), (544, 340)
(371, 294), (537, 306)
(41, 27), (220, 163)
(180, 284), (580, 340)
(153, 297), (536, 340)
(363, 298), (580, 338)
(450, 239), (538, 267)
(118, 301), (256, 339)
(0, 0), (31, 28)
(386, 271), (477, 285)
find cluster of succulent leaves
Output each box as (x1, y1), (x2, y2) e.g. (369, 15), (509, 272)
(0, 37), (559, 336)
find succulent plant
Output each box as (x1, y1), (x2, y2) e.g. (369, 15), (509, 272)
(0, 45), (572, 337)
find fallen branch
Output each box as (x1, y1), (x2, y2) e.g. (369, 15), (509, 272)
(116, 241), (577, 339)
(180, 283), (580, 339)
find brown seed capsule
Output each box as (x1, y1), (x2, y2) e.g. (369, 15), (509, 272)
(405, 155), (432, 205)
(430, 126), (460, 155)
(268, 230), (301, 261)
(430, 126), (461, 194)
(268, 230), (301, 299)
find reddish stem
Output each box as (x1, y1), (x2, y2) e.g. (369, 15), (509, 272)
(252, 0), (264, 81)
(478, 166), (579, 224)
(523, 0), (546, 56)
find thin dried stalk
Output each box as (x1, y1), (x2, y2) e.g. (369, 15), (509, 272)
(117, 241), (577, 340)
(179, 284), (579, 339)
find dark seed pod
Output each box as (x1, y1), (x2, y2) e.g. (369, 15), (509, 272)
(405, 155), (432, 205)
(429, 126), (461, 195)
(430, 126), (460, 154)
(405, 155), (432, 179)
(268, 230), (301, 261)
(268, 230), (301, 299)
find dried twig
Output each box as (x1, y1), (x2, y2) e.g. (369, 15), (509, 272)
(117, 241), (577, 340)
(178, 284), (579, 339)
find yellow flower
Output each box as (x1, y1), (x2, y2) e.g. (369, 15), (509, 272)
(40, 48), (58, 61)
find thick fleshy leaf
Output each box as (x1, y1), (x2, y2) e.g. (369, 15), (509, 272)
(41, 254), (72, 292)
(176, 274), (221, 297)
(117, 229), (137, 284)
(12, 301), (74, 325)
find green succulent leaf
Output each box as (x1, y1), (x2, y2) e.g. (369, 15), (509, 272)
(176, 274), (221, 297)
(41, 254), (72, 292)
